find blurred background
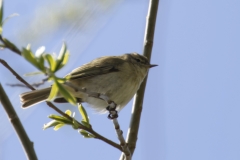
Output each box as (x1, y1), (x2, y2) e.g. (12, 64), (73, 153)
(1, 0), (240, 160)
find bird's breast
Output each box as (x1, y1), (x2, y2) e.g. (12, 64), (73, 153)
(70, 63), (146, 112)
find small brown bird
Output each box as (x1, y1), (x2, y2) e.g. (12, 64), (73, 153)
(20, 53), (157, 113)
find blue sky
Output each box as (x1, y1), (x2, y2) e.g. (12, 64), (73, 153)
(1, 0), (240, 160)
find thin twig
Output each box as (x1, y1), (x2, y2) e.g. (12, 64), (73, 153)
(120, 0), (159, 159)
(64, 82), (131, 158)
(0, 83), (38, 160)
(113, 119), (131, 160)
(6, 78), (48, 88)
(0, 59), (122, 151)
(0, 59), (35, 90)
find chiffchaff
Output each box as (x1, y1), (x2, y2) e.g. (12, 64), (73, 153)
(20, 53), (157, 113)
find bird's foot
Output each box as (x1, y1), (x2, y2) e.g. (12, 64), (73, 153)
(106, 101), (118, 119)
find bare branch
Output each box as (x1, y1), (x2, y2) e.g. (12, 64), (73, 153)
(120, 0), (159, 159)
(113, 119), (131, 160)
(0, 83), (38, 160)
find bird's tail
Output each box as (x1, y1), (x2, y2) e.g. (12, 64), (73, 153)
(20, 87), (51, 108)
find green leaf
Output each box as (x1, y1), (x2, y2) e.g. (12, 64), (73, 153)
(72, 119), (80, 129)
(48, 114), (72, 124)
(59, 52), (69, 68)
(55, 42), (69, 71)
(65, 110), (72, 116)
(0, 0), (3, 25)
(58, 43), (67, 59)
(54, 123), (65, 131)
(87, 133), (95, 138)
(2, 38), (21, 54)
(56, 77), (67, 83)
(44, 54), (57, 72)
(24, 71), (44, 76)
(78, 130), (95, 138)
(55, 81), (76, 105)
(43, 120), (61, 130)
(47, 83), (58, 101)
(38, 55), (45, 71)
(22, 47), (43, 71)
(81, 121), (91, 128)
(78, 104), (89, 124)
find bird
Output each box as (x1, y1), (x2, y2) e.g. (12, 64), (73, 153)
(20, 53), (157, 113)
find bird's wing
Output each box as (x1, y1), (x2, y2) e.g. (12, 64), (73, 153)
(66, 56), (123, 80)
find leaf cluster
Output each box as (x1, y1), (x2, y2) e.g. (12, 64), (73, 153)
(44, 104), (95, 138)
(22, 43), (77, 105)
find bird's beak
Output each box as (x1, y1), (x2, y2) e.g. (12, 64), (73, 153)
(149, 64), (158, 68)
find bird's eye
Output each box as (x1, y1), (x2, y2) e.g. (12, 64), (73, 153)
(136, 59), (141, 62)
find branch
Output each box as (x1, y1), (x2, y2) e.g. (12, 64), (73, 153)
(120, 0), (159, 159)
(6, 78), (48, 88)
(0, 59), (35, 90)
(45, 102), (122, 151)
(0, 35), (22, 55)
(0, 58), (122, 151)
(113, 119), (131, 160)
(64, 82), (131, 159)
(0, 83), (38, 160)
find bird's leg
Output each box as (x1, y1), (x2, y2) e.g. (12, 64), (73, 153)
(106, 101), (118, 119)
(95, 94), (118, 119)
(63, 83), (118, 119)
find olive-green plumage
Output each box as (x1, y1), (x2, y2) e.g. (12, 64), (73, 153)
(20, 53), (157, 113)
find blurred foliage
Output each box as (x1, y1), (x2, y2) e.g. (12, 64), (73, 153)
(18, 0), (120, 44)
